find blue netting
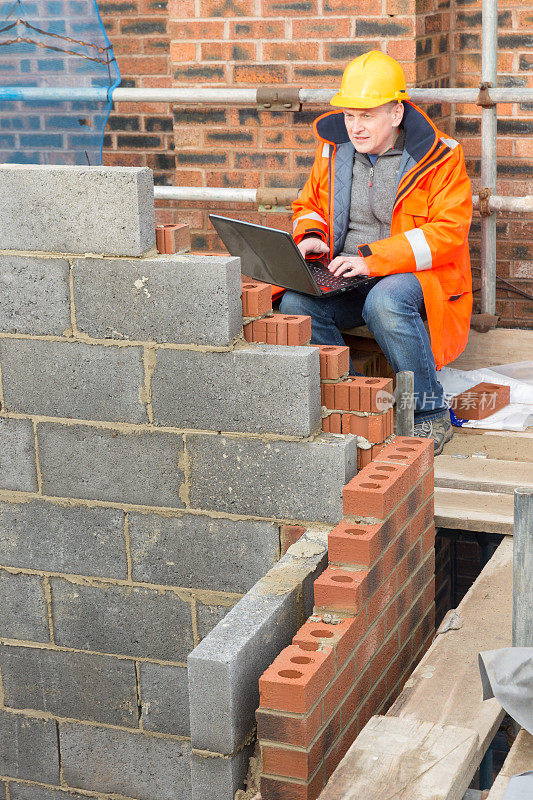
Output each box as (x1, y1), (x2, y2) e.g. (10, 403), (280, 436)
(0, 0), (120, 165)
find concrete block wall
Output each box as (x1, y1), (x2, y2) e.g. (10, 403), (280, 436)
(257, 436), (435, 800)
(0, 164), (362, 800)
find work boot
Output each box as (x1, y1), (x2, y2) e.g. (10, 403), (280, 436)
(412, 412), (453, 457)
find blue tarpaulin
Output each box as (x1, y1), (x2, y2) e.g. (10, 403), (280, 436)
(0, 0), (120, 165)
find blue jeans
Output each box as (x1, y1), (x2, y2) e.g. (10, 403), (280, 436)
(279, 273), (446, 422)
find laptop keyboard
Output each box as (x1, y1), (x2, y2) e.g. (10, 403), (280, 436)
(305, 259), (366, 290)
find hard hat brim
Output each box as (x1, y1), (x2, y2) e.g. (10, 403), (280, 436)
(330, 90), (409, 109)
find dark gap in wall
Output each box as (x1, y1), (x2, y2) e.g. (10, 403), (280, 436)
(435, 528), (511, 791)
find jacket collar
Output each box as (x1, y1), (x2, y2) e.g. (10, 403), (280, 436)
(314, 102), (438, 166)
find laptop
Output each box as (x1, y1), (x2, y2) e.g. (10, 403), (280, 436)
(209, 214), (379, 297)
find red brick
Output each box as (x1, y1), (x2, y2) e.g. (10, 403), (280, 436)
(259, 768), (323, 800)
(367, 571), (397, 621)
(243, 322), (253, 342)
(322, 417), (330, 433)
(323, 658), (356, 721)
(314, 346), (350, 379)
(333, 379), (359, 411)
(381, 524), (411, 579)
(277, 314), (312, 345)
(256, 703), (323, 748)
(321, 383), (335, 407)
(373, 436), (434, 486)
(409, 496), (434, 545)
(451, 381), (510, 420)
(262, 0), (318, 14)
(422, 522), (436, 556)
(358, 377), (394, 412)
(355, 618), (385, 675)
(329, 413), (341, 434)
(241, 280), (273, 317)
(155, 225), (165, 253)
(357, 441), (387, 470)
(423, 467), (434, 500)
(163, 224), (191, 254)
(324, 714), (358, 784)
(259, 644), (335, 714)
(314, 566), (369, 615)
(280, 525), (306, 555)
(394, 478), (425, 533)
(293, 615), (365, 671)
(340, 410), (392, 442)
(261, 728), (326, 781)
(328, 516), (396, 568)
(396, 541), (423, 592)
(339, 666), (372, 728)
(343, 460), (411, 519)
(370, 630), (399, 684)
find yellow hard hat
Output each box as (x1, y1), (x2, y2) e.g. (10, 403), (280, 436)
(330, 51), (409, 109)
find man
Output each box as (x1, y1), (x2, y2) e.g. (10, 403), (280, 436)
(279, 51), (473, 455)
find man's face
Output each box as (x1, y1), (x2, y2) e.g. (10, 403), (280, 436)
(342, 103), (404, 155)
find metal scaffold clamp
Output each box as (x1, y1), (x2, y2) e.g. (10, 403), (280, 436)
(478, 187), (493, 217)
(476, 81), (496, 108)
(256, 86), (302, 111)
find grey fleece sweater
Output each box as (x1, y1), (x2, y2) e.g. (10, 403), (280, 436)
(341, 129), (405, 256)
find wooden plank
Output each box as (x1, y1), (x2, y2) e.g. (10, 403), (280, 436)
(448, 328), (533, 371)
(435, 456), (533, 494)
(434, 487), (514, 534)
(320, 539), (513, 800)
(444, 428), (533, 463)
(485, 729), (533, 800)
(319, 717), (479, 800)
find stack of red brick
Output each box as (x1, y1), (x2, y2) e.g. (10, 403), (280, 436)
(257, 436), (435, 800)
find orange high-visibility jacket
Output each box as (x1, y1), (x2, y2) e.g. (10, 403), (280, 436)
(292, 102), (473, 370)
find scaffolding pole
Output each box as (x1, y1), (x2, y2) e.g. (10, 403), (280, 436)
(481, 0), (499, 316)
(153, 185), (533, 214)
(1, 86), (533, 104)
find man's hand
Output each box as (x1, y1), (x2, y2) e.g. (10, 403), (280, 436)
(328, 255), (370, 278)
(297, 237), (329, 258)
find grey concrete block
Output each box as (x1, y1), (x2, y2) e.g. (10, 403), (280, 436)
(0, 418), (38, 492)
(188, 530), (329, 755)
(0, 646), (138, 727)
(9, 786), (89, 800)
(59, 722), (191, 800)
(37, 423), (185, 507)
(0, 340), (147, 423)
(190, 745), (253, 800)
(188, 433), (357, 523)
(0, 500), (127, 579)
(151, 345), (321, 436)
(51, 578), (194, 661)
(0, 570), (49, 642)
(0, 710), (59, 783)
(0, 782), (5, 800)
(0, 166), (155, 256)
(0, 256), (70, 335)
(139, 661), (190, 736)
(72, 254), (242, 345)
(129, 513), (278, 593)
(197, 601), (235, 641)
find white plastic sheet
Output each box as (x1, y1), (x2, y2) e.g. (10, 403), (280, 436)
(438, 362), (533, 431)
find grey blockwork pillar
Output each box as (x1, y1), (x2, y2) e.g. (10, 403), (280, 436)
(188, 529), (330, 800)
(395, 370), (415, 436)
(0, 166), (156, 256)
(512, 488), (533, 647)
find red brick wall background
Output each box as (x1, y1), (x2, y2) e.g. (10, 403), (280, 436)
(100, 0), (532, 329)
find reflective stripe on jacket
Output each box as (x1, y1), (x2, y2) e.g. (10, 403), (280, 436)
(292, 102), (473, 370)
